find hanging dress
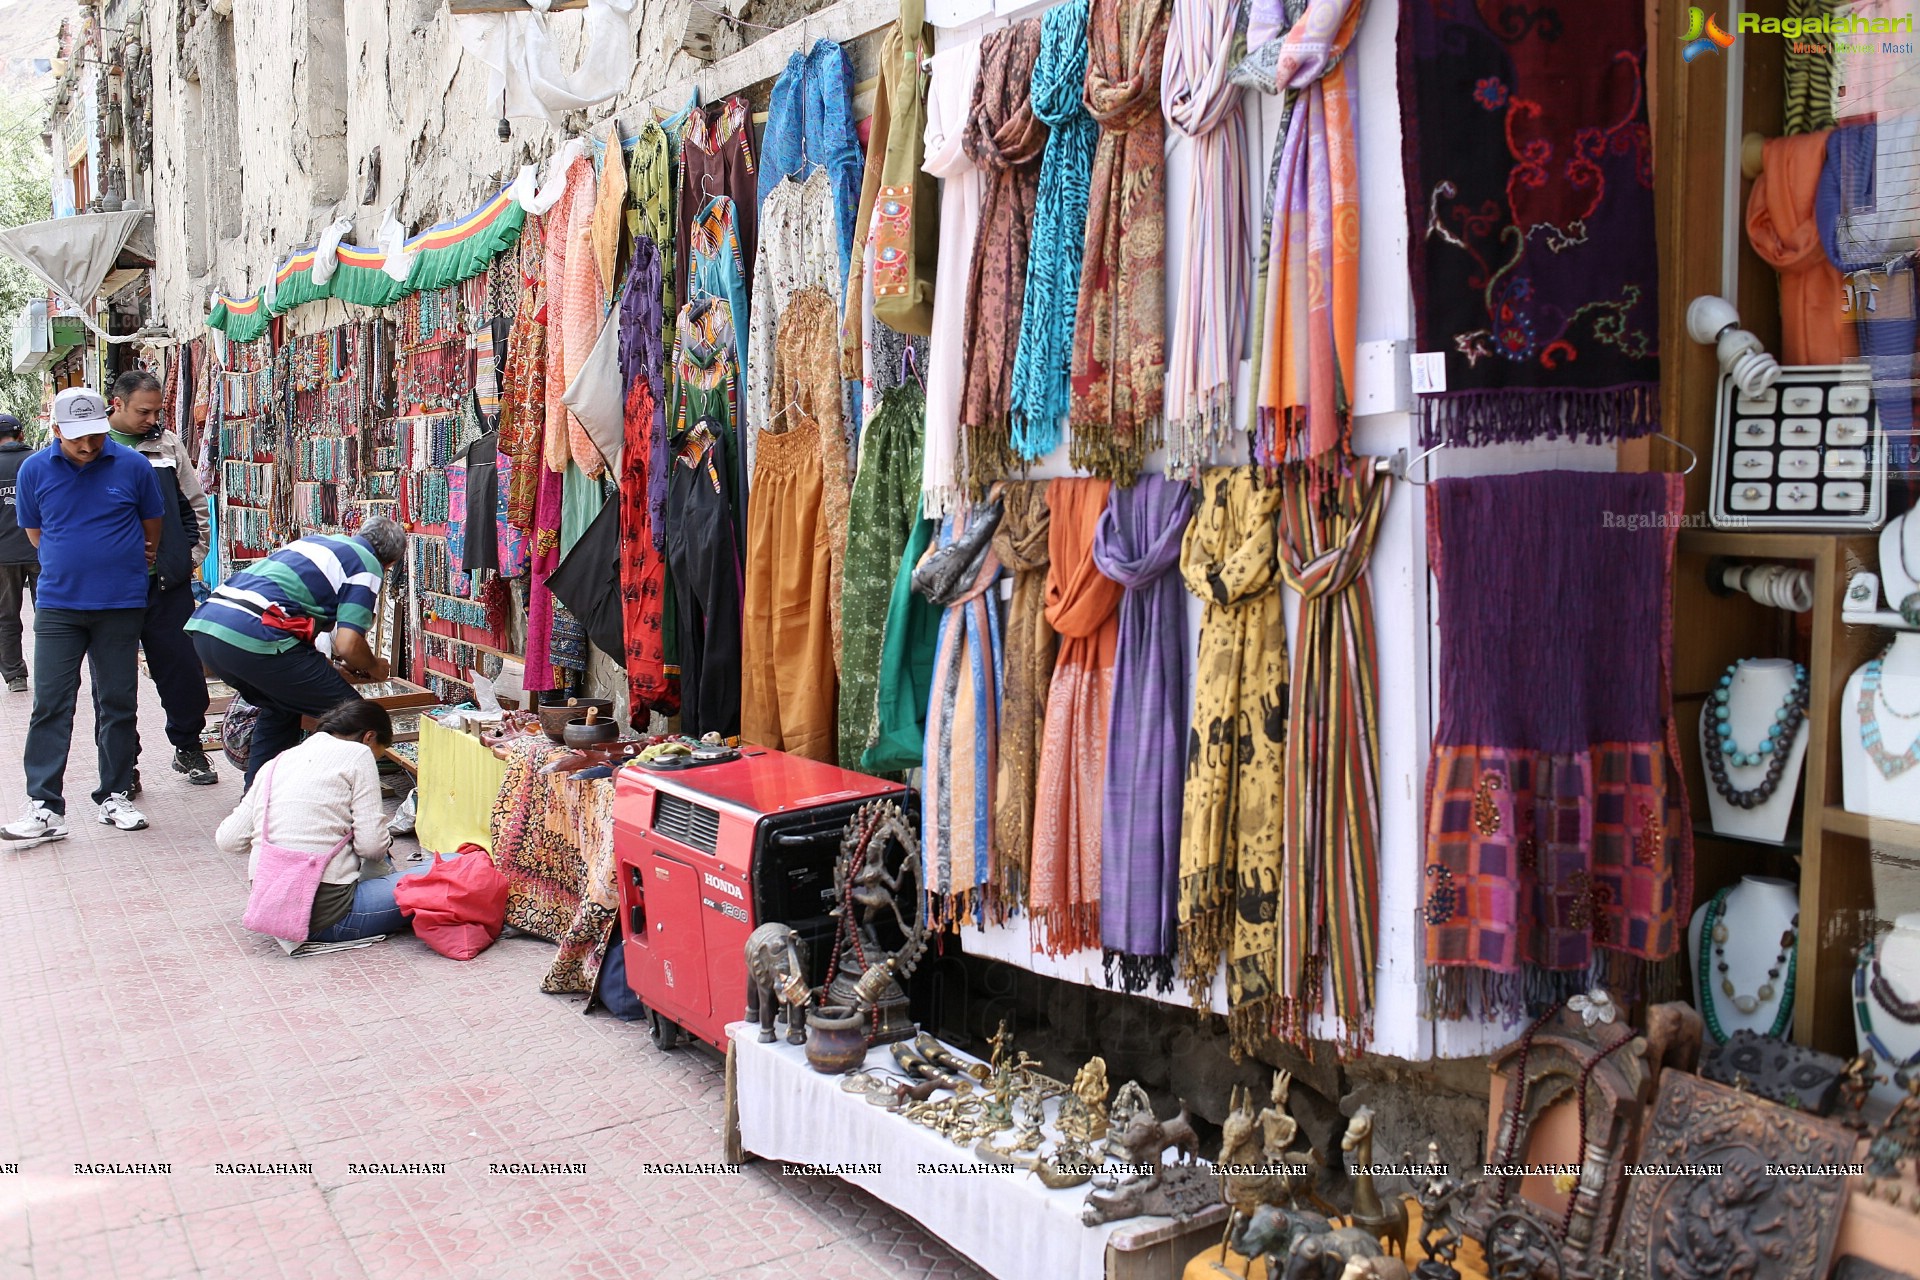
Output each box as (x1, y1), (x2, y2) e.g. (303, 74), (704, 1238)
(677, 97), (759, 304)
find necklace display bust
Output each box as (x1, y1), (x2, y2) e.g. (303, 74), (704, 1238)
(1699, 658), (1809, 843)
(1844, 509), (1920, 820)
(1859, 914), (1920, 1105)
(1688, 876), (1799, 1043)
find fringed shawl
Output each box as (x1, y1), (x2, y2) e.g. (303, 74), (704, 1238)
(1177, 468), (1287, 1057)
(920, 38), (985, 518)
(1070, 0), (1172, 482)
(918, 504), (1005, 927)
(990, 482), (1056, 916)
(1094, 476), (1194, 993)
(959, 19), (1048, 496)
(1007, 0), (1096, 462)
(1162, 0), (1253, 480)
(1029, 478), (1124, 954)
(1251, 0), (1363, 467)
(1275, 462), (1389, 1052)
(839, 384), (927, 770)
(1422, 472), (1692, 1022)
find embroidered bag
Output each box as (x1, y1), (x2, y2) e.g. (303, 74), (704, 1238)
(241, 763), (349, 945)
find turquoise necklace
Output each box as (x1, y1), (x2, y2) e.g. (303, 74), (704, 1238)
(1857, 935), (1920, 1085)
(1697, 886), (1797, 1045)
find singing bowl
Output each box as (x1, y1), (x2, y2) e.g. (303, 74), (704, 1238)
(538, 698), (614, 742)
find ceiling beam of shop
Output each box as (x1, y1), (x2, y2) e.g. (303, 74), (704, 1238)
(638, 0), (894, 115)
(449, 0), (590, 13)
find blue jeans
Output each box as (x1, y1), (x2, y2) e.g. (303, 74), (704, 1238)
(26, 606), (145, 812)
(309, 854), (455, 943)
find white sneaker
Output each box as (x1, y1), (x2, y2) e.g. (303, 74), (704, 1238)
(2, 801), (67, 844)
(97, 793), (148, 831)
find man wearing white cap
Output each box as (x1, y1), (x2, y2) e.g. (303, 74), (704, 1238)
(1, 387), (165, 845)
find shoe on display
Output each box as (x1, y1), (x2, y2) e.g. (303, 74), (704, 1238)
(97, 793), (148, 831)
(5, 676), (25, 693)
(172, 748), (218, 786)
(1, 800), (66, 845)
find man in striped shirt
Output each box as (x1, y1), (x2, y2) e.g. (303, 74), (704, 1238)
(186, 518), (405, 789)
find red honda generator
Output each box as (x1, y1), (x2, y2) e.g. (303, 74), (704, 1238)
(612, 747), (911, 1051)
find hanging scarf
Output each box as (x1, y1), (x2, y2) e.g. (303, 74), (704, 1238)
(989, 482), (1055, 916)
(618, 238), (671, 554)
(1400, 0), (1659, 447)
(1029, 478), (1123, 955)
(959, 19), (1048, 496)
(1274, 462), (1388, 1052)
(1250, 0), (1362, 467)
(590, 120), (628, 295)
(524, 462), (568, 693)
(1422, 472), (1692, 1021)
(1783, 0), (1837, 136)
(1746, 132), (1855, 367)
(1178, 467), (1286, 1056)
(1162, 0), (1252, 480)
(1070, 0), (1171, 482)
(839, 384), (928, 770)
(544, 152), (603, 475)
(620, 368), (674, 720)
(501, 221), (548, 530)
(864, 502), (941, 773)
(921, 38), (986, 518)
(1006, 0), (1096, 461)
(916, 503), (1005, 926)
(1094, 476), (1194, 993)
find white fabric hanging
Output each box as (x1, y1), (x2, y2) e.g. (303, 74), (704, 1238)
(455, 0), (641, 126)
(310, 214), (356, 286)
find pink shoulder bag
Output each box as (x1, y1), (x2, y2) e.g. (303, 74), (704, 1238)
(241, 764), (350, 944)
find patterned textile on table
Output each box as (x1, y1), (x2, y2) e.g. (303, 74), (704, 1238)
(1094, 476), (1194, 993)
(1070, 0), (1171, 482)
(1007, 0), (1095, 463)
(959, 19), (1047, 496)
(488, 737), (620, 994)
(1177, 468), (1287, 1055)
(990, 481), (1055, 916)
(915, 502), (1005, 927)
(678, 97), (759, 304)
(1275, 462), (1389, 1051)
(1247, 0), (1362, 467)
(1029, 478), (1123, 955)
(839, 383), (927, 771)
(921, 37), (987, 518)
(1399, 0), (1660, 447)
(748, 171), (843, 480)
(501, 221), (548, 530)
(1161, 0), (1252, 479)
(760, 39), (864, 293)
(768, 286), (853, 662)
(1422, 472), (1692, 1021)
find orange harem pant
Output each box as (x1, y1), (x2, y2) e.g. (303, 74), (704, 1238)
(741, 421), (837, 761)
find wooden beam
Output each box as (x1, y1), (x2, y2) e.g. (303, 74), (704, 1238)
(636, 0), (895, 116)
(449, 0), (590, 14)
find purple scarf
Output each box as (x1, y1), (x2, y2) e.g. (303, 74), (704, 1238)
(618, 238), (670, 552)
(1094, 474), (1195, 992)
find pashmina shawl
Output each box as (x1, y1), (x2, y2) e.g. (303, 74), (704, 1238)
(915, 503), (1005, 926)
(1071, 0), (1172, 482)
(1007, 0), (1096, 463)
(959, 19), (1048, 496)
(1094, 475), (1194, 993)
(920, 38), (986, 518)
(867, 0), (940, 336)
(1275, 462), (1388, 1051)
(1162, 0), (1253, 479)
(1029, 479), (1123, 955)
(760, 39), (864, 290)
(1400, 0), (1659, 447)
(1178, 468), (1287, 1056)
(863, 506), (940, 774)
(1422, 472), (1692, 1021)
(1251, 0), (1362, 467)
(502, 220), (548, 530)
(839, 384), (927, 770)
(990, 483), (1055, 914)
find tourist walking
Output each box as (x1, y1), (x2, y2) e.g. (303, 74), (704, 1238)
(0, 413), (38, 694)
(1, 388), (164, 845)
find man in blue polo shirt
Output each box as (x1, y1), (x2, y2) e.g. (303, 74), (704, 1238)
(2, 387), (164, 845)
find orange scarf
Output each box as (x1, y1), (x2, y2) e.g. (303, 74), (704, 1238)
(1746, 131), (1856, 366)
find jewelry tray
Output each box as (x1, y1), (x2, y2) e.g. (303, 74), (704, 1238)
(1710, 364), (1887, 532)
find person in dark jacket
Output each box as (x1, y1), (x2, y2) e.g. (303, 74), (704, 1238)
(107, 370), (217, 788)
(0, 413), (38, 693)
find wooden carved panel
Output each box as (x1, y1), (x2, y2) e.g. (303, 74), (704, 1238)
(1833, 1258), (1918, 1280)
(1610, 1072), (1854, 1280)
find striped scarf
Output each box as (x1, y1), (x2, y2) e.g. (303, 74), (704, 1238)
(1007, 0), (1096, 461)
(1275, 462), (1389, 1053)
(1162, 0), (1253, 480)
(1071, 0), (1173, 481)
(1784, 0), (1837, 136)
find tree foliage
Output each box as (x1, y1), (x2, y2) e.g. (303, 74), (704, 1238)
(0, 97), (52, 432)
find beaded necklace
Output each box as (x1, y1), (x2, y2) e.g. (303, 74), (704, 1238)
(1861, 652), (1920, 779)
(1857, 935), (1920, 1085)
(1705, 662), (1808, 808)
(1871, 944), (1920, 1025)
(1696, 886), (1797, 1044)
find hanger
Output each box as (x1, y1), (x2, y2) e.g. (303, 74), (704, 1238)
(1382, 440), (1448, 486)
(901, 344), (924, 390)
(1652, 431), (1699, 475)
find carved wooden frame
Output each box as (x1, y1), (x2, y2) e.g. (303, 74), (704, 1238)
(1609, 1072), (1854, 1280)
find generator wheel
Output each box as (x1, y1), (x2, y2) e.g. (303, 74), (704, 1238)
(648, 1010), (683, 1051)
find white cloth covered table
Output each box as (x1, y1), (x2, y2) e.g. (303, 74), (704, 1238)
(728, 1023), (1223, 1280)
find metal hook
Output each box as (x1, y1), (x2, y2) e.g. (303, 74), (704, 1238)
(1652, 431), (1699, 475)
(1381, 440), (1448, 486)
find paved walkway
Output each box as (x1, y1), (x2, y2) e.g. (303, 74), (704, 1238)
(0, 649), (989, 1279)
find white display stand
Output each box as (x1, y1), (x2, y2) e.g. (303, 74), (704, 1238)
(1698, 659), (1809, 844)
(726, 1023), (1226, 1280)
(1844, 512), (1920, 820)
(1859, 915), (1920, 1106)
(1688, 876), (1800, 1041)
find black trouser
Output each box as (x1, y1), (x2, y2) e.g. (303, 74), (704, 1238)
(191, 633), (357, 789)
(25, 607), (145, 813)
(0, 563), (34, 682)
(665, 437), (742, 739)
(127, 581), (209, 756)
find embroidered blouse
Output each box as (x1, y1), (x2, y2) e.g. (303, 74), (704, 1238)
(747, 171), (842, 480)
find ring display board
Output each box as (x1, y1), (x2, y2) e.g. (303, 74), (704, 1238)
(1711, 366), (1887, 531)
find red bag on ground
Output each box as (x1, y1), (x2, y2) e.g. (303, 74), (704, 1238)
(393, 844), (509, 961)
